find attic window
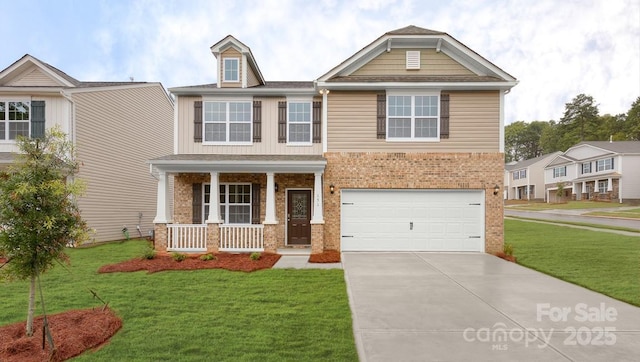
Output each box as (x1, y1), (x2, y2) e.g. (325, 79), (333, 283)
(406, 51), (420, 70)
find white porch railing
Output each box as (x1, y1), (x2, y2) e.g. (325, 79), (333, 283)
(167, 224), (207, 252)
(220, 224), (264, 252)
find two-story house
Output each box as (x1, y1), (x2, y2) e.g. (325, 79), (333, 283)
(149, 26), (517, 255)
(544, 141), (640, 203)
(0, 55), (174, 242)
(504, 152), (561, 201)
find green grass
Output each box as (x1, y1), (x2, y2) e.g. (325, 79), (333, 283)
(509, 201), (629, 211)
(586, 208), (640, 219)
(505, 215), (640, 233)
(1, 240), (358, 361)
(505, 219), (640, 306)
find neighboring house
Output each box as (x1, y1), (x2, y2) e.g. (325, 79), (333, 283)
(149, 25), (517, 255)
(504, 152), (561, 201)
(544, 141), (640, 203)
(0, 55), (174, 242)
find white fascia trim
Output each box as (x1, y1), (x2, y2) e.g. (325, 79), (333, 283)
(316, 81), (518, 91)
(63, 82), (165, 94)
(170, 87), (316, 97)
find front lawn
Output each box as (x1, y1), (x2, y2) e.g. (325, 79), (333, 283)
(505, 219), (640, 306)
(0, 240), (358, 361)
(509, 201), (629, 211)
(586, 208), (640, 219)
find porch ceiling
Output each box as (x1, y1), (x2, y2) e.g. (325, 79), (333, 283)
(148, 154), (327, 173)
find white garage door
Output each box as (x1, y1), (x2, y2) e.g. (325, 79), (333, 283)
(341, 190), (484, 252)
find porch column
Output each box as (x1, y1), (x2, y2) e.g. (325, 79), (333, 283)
(311, 171), (324, 223)
(264, 172), (277, 224)
(572, 183), (577, 195)
(153, 171), (170, 223)
(582, 182), (587, 193)
(206, 172), (221, 223)
(607, 177), (613, 191)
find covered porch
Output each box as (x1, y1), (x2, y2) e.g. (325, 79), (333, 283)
(149, 154), (327, 253)
(572, 173), (621, 202)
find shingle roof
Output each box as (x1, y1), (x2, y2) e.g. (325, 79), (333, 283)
(577, 141), (640, 154)
(505, 152), (561, 171)
(172, 81), (314, 90)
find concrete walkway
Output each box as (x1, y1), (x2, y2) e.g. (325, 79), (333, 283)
(343, 252), (640, 362)
(272, 255), (342, 269)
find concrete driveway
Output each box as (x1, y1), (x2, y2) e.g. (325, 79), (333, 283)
(342, 252), (640, 362)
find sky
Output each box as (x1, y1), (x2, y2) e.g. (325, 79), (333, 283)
(1, 0), (638, 124)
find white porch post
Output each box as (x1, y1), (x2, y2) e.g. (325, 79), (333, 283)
(153, 171), (170, 223)
(572, 183), (577, 195)
(311, 171), (324, 223)
(607, 177), (613, 192)
(582, 182), (587, 193)
(264, 172), (277, 224)
(207, 172), (221, 223)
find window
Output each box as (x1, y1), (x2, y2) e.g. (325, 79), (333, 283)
(598, 180), (608, 194)
(512, 171), (520, 180)
(223, 58), (239, 82)
(387, 94), (439, 140)
(288, 101), (311, 143)
(553, 166), (566, 178)
(203, 101), (251, 143)
(520, 169), (526, 179)
(596, 158), (613, 172)
(0, 101), (30, 140)
(203, 184), (251, 224)
(512, 169), (526, 180)
(582, 162), (591, 174)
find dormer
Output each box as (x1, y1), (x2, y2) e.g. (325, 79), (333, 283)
(210, 35), (265, 89)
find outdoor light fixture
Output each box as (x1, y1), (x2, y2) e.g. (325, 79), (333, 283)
(329, 184), (335, 194)
(275, 183), (279, 192)
(493, 184), (500, 196)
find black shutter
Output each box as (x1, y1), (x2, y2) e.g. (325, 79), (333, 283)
(194, 101), (203, 143)
(312, 101), (322, 143)
(30, 100), (46, 138)
(377, 94), (386, 139)
(251, 183), (260, 224)
(278, 101), (287, 143)
(440, 93), (450, 139)
(253, 100), (262, 142)
(611, 157), (614, 169)
(192, 183), (202, 224)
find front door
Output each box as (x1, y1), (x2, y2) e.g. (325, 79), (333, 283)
(287, 190), (311, 245)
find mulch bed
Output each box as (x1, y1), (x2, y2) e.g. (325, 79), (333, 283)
(308, 250), (341, 263)
(0, 307), (122, 362)
(98, 252), (281, 274)
(495, 252), (517, 263)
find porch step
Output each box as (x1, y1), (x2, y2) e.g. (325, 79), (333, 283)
(277, 247), (312, 256)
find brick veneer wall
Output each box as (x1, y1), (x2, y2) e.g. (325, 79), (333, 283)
(322, 152), (505, 254)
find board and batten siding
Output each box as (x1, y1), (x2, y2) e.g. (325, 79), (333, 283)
(352, 48), (475, 76)
(0, 95), (70, 153)
(7, 67), (63, 87)
(327, 91), (500, 153)
(73, 85), (173, 242)
(177, 96), (323, 155)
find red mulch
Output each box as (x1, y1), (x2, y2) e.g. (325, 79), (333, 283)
(98, 252), (281, 274)
(0, 307), (122, 362)
(308, 250), (341, 263)
(495, 252), (517, 263)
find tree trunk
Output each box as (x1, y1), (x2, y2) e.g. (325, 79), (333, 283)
(26, 275), (36, 336)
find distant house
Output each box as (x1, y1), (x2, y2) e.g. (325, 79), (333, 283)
(0, 55), (174, 242)
(148, 25), (517, 255)
(504, 152), (561, 201)
(544, 141), (640, 203)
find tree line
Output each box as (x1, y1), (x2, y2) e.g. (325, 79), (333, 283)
(505, 94), (640, 162)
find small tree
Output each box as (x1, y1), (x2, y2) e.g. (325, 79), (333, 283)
(0, 126), (90, 336)
(556, 182), (565, 202)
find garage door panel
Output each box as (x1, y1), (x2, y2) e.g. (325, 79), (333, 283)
(341, 190), (484, 252)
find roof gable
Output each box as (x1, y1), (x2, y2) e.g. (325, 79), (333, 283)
(572, 141), (640, 155)
(210, 35), (265, 86)
(0, 54), (79, 87)
(317, 25), (517, 90)
(545, 154), (575, 168)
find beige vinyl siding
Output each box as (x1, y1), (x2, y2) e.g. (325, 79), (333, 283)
(621, 155), (640, 199)
(220, 48), (242, 88)
(7, 67), (63, 87)
(73, 85), (173, 242)
(327, 90), (499, 153)
(0, 95), (70, 153)
(177, 96), (322, 155)
(352, 48), (475, 76)
(247, 66), (260, 87)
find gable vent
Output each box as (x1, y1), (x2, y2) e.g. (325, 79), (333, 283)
(406, 51), (420, 70)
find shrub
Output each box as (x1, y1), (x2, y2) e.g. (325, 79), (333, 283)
(250, 252), (261, 261)
(141, 247), (156, 260)
(172, 252), (187, 262)
(199, 253), (216, 261)
(503, 243), (514, 256)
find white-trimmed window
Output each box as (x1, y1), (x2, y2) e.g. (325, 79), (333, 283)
(387, 93), (439, 141)
(512, 171), (520, 180)
(0, 101), (30, 140)
(582, 162), (591, 174)
(598, 180), (608, 194)
(287, 100), (312, 144)
(223, 58), (239, 82)
(203, 183), (252, 224)
(553, 166), (566, 178)
(512, 169), (526, 180)
(203, 100), (252, 143)
(596, 158), (613, 172)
